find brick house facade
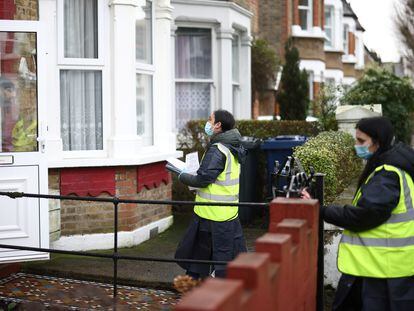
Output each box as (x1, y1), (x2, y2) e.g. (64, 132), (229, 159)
(245, 0), (374, 117)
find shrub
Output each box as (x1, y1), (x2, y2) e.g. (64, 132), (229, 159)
(173, 119), (322, 206)
(313, 84), (339, 131)
(293, 131), (363, 204)
(341, 67), (414, 143)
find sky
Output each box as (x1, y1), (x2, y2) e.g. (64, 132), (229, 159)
(348, 0), (402, 62)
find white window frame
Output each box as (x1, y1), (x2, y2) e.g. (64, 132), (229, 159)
(324, 6), (334, 48)
(232, 31), (241, 116)
(57, 0), (105, 66)
(308, 71), (314, 101)
(136, 0), (155, 147)
(343, 24), (349, 55)
(174, 24), (216, 130)
(57, 0), (107, 157)
(298, 0), (313, 31)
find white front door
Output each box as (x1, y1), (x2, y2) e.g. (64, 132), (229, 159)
(0, 15), (49, 262)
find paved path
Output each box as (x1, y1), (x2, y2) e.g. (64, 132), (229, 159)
(0, 272), (179, 310)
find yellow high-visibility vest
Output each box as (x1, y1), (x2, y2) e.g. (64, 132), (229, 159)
(194, 143), (240, 221)
(338, 164), (414, 278)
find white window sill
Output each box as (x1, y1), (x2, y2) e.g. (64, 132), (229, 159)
(342, 54), (357, 63)
(291, 25), (325, 39)
(48, 150), (183, 168)
(324, 47), (344, 53)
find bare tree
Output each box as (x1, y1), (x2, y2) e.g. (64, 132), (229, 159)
(396, 0), (414, 70)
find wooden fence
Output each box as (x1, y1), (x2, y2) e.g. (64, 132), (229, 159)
(175, 197), (319, 311)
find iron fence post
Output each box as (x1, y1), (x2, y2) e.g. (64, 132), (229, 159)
(314, 173), (325, 311)
(113, 197), (119, 299)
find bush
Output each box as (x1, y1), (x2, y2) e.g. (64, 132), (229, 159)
(341, 67), (414, 143)
(173, 119), (322, 206)
(313, 84), (339, 131)
(293, 131), (363, 204)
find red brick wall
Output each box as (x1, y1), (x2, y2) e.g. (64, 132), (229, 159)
(175, 198), (319, 311)
(232, 0), (260, 36)
(49, 162), (172, 236)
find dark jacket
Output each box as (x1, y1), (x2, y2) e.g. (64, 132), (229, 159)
(323, 142), (414, 232)
(175, 129), (247, 276)
(178, 128), (246, 188)
(326, 142), (414, 311)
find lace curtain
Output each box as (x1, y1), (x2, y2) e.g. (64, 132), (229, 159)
(175, 28), (212, 130)
(60, 70), (103, 151)
(61, 0), (102, 151)
(64, 0), (98, 58)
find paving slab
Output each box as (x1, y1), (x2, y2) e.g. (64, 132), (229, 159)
(22, 213), (266, 290)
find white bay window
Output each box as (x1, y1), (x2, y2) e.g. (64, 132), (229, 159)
(324, 6), (334, 48)
(136, 0), (154, 147)
(299, 0), (312, 31)
(60, 70), (103, 151)
(175, 27), (212, 130)
(59, 0), (104, 152)
(232, 33), (240, 115)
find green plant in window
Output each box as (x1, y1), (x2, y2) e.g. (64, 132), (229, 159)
(12, 118), (37, 152)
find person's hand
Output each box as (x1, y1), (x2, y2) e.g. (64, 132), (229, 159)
(301, 188), (312, 199)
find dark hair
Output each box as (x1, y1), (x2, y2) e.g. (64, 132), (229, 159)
(356, 116), (395, 188)
(214, 109), (235, 132)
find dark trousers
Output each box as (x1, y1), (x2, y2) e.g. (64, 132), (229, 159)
(333, 274), (414, 311)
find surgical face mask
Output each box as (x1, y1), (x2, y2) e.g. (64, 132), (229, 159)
(354, 144), (374, 160)
(204, 121), (214, 136)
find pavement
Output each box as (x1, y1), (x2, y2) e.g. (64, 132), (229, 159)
(21, 212), (267, 291)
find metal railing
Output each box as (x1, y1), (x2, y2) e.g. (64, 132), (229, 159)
(0, 191), (268, 299)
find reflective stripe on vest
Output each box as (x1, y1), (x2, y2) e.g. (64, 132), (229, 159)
(338, 164), (414, 278)
(194, 143), (240, 221)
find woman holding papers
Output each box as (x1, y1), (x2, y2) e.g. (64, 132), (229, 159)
(174, 109), (247, 281)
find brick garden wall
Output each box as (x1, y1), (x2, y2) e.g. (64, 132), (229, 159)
(49, 163), (172, 237)
(175, 198), (319, 311)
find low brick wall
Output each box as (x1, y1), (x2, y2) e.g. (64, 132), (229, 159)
(49, 162), (172, 237)
(175, 198), (319, 311)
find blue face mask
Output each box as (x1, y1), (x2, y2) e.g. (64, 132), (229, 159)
(204, 121), (214, 136)
(354, 145), (374, 160)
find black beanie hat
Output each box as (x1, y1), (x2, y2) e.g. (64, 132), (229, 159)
(356, 116), (395, 153)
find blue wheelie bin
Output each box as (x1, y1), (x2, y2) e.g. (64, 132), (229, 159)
(261, 135), (307, 198)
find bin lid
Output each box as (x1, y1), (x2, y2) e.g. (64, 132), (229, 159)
(260, 135), (307, 150)
(240, 136), (262, 149)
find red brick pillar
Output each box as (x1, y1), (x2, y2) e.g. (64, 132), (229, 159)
(175, 279), (244, 311)
(293, 0), (299, 25)
(313, 0), (320, 28)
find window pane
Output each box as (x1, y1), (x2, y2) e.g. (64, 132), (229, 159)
(232, 34), (240, 83)
(299, 9), (309, 30)
(64, 0), (98, 58)
(0, 1), (38, 20)
(0, 32), (38, 152)
(60, 70), (103, 151)
(136, 74), (153, 146)
(299, 0), (309, 6)
(136, 1), (152, 64)
(343, 26), (349, 53)
(175, 28), (212, 79)
(175, 83), (210, 130)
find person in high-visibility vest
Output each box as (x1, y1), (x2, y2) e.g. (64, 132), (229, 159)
(174, 110), (247, 280)
(302, 117), (414, 310)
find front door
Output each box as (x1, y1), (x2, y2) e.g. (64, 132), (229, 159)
(0, 8), (49, 262)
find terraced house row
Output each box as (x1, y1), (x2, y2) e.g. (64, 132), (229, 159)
(0, 0), (372, 264)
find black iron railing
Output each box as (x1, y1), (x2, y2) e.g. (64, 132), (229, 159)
(0, 191), (268, 298)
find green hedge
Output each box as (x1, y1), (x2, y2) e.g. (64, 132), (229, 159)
(293, 131), (363, 204)
(173, 120), (322, 208)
